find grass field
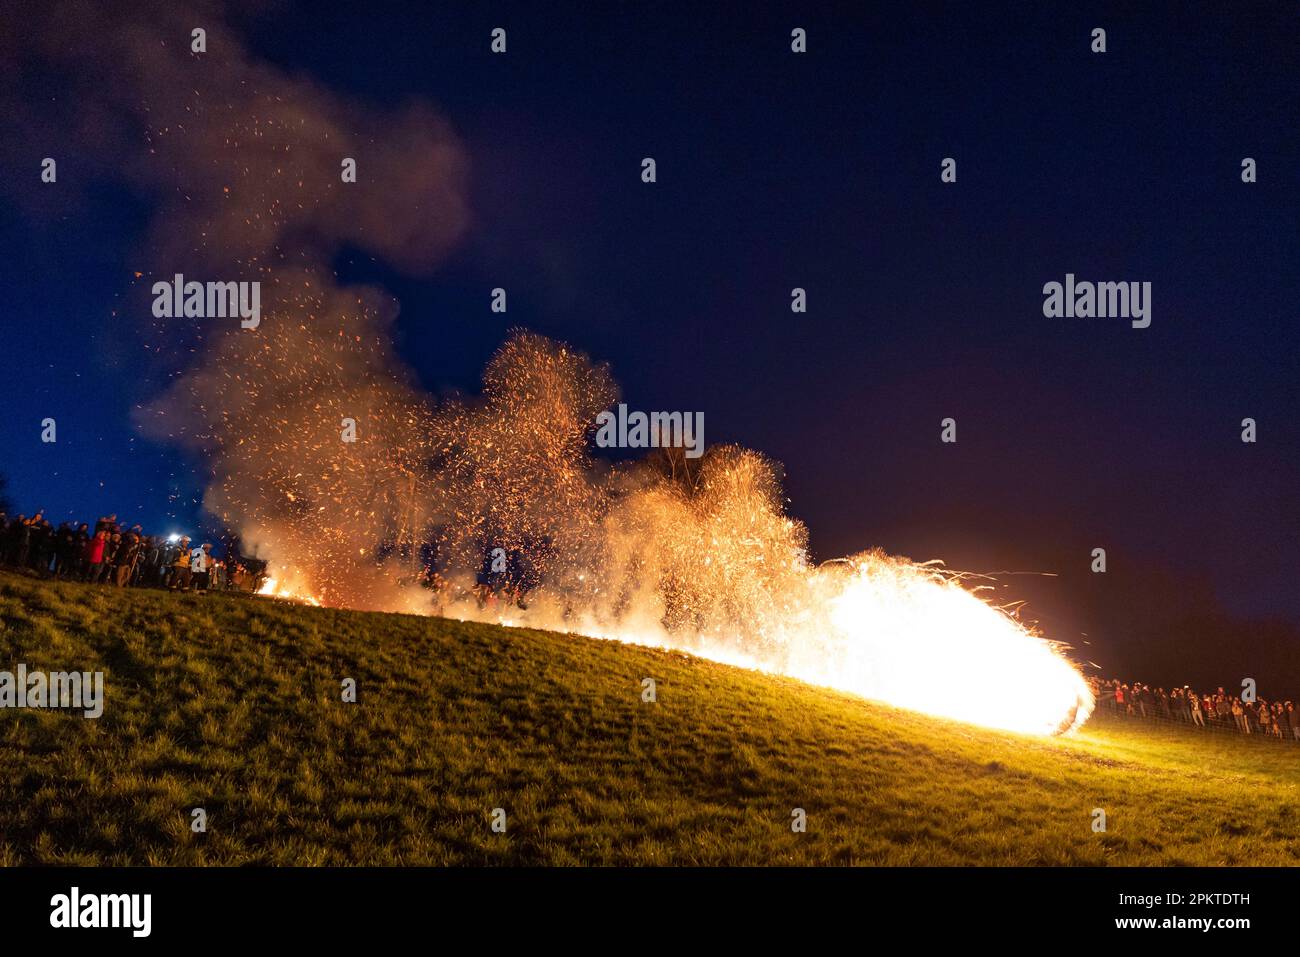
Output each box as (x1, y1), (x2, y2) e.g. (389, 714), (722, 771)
(0, 568), (1296, 866)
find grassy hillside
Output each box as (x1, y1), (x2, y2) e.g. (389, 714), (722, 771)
(0, 569), (1296, 866)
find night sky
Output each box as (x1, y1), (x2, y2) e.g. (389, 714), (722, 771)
(1, 1), (1297, 690)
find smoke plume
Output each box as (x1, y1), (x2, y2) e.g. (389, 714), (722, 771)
(2, 1), (1093, 733)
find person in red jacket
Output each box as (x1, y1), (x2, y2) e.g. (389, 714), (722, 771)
(84, 529), (107, 582)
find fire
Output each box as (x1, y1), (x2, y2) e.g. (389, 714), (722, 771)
(257, 576), (322, 606)
(167, 323), (1093, 737)
(461, 552), (1093, 737)
(802, 556), (1093, 735)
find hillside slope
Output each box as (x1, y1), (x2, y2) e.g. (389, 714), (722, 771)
(0, 570), (1295, 865)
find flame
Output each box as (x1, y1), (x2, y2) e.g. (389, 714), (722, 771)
(257, 575), (322, 606)
(177, 325), (1092, 737)
(804, 556), (1093, 735)
(454, 553), (1094, 737)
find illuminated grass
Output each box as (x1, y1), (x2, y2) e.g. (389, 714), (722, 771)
(0, 569), (1295, 866)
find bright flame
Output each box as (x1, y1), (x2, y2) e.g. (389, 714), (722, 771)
(798, 557), (1093, 735)
(257, 575), (322, 607)
(453, 553), (1094, 737)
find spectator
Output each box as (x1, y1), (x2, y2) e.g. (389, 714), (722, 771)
(11, 515), (31, 568)
(157, 538), (178, 589)
(114, 533), (140, 587)
(190, 542), (212, 592)
(53, 522), (74, 578)
(0, 502), (271, 606)
(1215, 692), (1231, 726)
(99, 533), (121, 584)
(32, 518), (55, 574)
(171, 537), (193, 591)
(1231, 699), (1248, 734)
(68, 523), (89, 580)
(85, 528), (108, 582)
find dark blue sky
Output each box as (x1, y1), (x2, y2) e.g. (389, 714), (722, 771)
(1, 1), (1297, 686)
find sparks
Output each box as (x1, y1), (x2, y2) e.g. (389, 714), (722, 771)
(146, 255), (1091, 736)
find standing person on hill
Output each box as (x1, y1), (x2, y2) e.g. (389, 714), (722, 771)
(113, 533), (140, 587)
(53, 522), (75, 577)
(159, 538), (174, 585)
(189, 542), (211, 593)
(98, 533), (121, 584)
(84, 528), (107, 582)
(26, 513), (46, 571)
(171, 536), (192, 591)
(136, 536), (158, 586)
(69, 523), (89, 580)
(1231, 699), (1248, 734)
(157, 538), (177, 588)
(36, 518), (57, 573)
(12, 516), (31, 568)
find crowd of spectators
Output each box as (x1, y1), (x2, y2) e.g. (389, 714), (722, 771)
(0, 508), (265, 594)
(1094, 678), (1300, 741)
